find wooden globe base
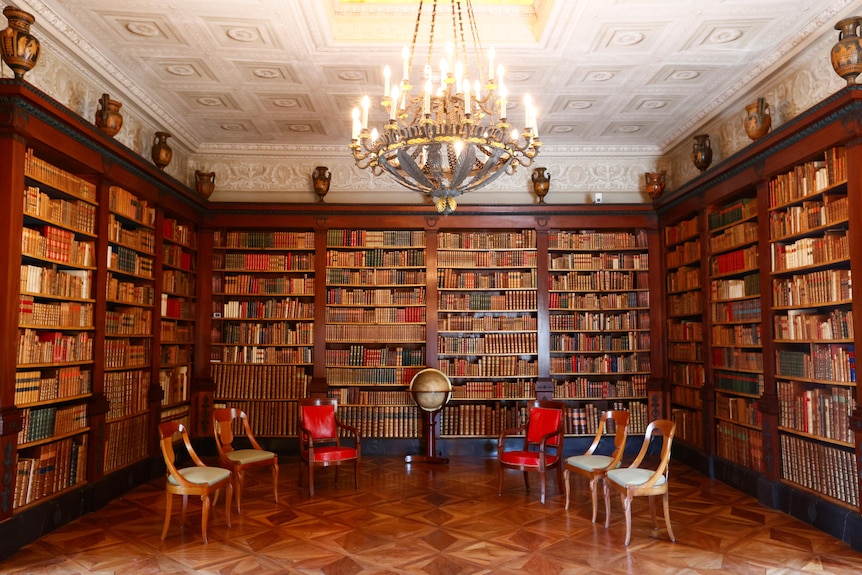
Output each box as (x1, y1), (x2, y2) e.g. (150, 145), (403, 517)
(405, 409), (448, 464)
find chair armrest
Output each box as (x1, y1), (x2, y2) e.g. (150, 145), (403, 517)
(497, 422), (529, 447)
(335, 419), (361, 447)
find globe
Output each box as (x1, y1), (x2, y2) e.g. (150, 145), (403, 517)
(409, 368), (452, 412)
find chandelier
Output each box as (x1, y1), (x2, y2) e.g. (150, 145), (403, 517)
(349, 0), (541, 213)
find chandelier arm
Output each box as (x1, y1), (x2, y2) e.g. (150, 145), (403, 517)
(396, 147), (437, 190)
(450, 143), (477, 189)
(459, 156), (516, 194)
(379, 156), (433, 194)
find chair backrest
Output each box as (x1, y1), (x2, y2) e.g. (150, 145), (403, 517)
(628, 418), (676, 480)
(159, 421), (206, 485)
(213, 407), (263, 453)
(585, 409), (630, 458)
(525, 400), (565, 447)
(299, 398), (339, 440)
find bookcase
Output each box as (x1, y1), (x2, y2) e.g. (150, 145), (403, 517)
(664, 215), (705, 449)
(159, 215), (197, 427)
(768, 146), (858, 508)
(436, 230), (538, 437)
(15, 150), (96, 508)
(547, 229), (651, 436)
(325, 229), (426, 438)
(210, 230), (315, 436)
(102, 185), (156, 474)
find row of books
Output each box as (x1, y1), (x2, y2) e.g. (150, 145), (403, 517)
(549, 270), (647, 291)
(714, 371), (764, 396)
(769, 195), (848, 240)
(103, 414), (149, 473)
(774, 308), (854, 341)
(326, 324), (425, 343)
(22, 226), (95, 267)
(212, 400), (302, 436)
(549, 310), (647, 331)
(162, 296), (195, 320)
(439, 269), (536, 289)
(19, 296), (93, 327)
(549, 290), (648, 310)
(711, 348), (763, 371)
(777, 380), (855, 444)
(160, 343), (191, 363)
(25, 149), (97, 202)
(221, 321), (314, 345)
(107, 215), (155, 253)
(104, 369), (149, 420)
(213, 363), (309, 399)
(15, 435), (87, 509)
(163, 243), (195, 271)
(438, 313), (536, 332)
(548, 230), (648, 251)
(550, 354), (650, 375)
(449, 380), (536, 399)
(716, 420), (764, 473)
(667, 319), (703, 341)
(709, 221), (758, 253)
(325, 345), (426, 367)
(162, 269), (195, 297)
(775, 344), (856, 383)
(668, 362), (705, 388)
(325, 366), (423, 386)
(108, 245), (154, 278)
(767, 147), (846, 209)
(552, 375), (648, 399)
(212, 345), (313, 364)
(327, 287), (426, 306)
(105, 306), (151, 335)
(438, 291), (537, 311)
(664, 217), (698, 247)
(439, 333), (537, 355)
(780, 433), (858, 507)
(215, 274), (314, 296)
(337, 405), (421, 438)
(103, 339), (150, 369)
(327, 229), (425, 248)
(327, 248), (425, 268)
(19, 403), (88, 444)
(437, 250), (537, 268)
(715, 393), (761, 427)
(108, 186), (155, 226)
(711, 298), (761, 323)
(550, 331), (649, 353)
(667, 265), (701, 293)
(163, 218), (197, 249)
(24, 185), (97, 235)
(771, 269), (852, 308)
(667, 291), (703, 317)
(711, 323), (761, 346)
(326, 267), (426, 286)
(217, 230), (314, 249)
(549, 251), (648, 271)
(14, 366), (92, 405)
(711, 273), (760, 300)
(160, 322), (193, 343)
(159, 365), (189, 406)
(440, 357), (538, 378)
(672, 385), (703, 409)
(666, 238), (701, 268)
(327, 388), (413, 405)
(217, 252), (314, 272)
(707, 198), (757, 231)
(21, 264), (91, 300)
(106, 273), (155, 306)
(17, 329), (93, 364)
(709, 245), (758, 276)
(439, 230), (535, 250)
(221, 297), (313, 320)
(668, 341), (703, 362)
(672, 408), (703, 447)
(771, 230), (849, 272)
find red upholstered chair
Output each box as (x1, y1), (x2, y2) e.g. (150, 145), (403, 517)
(497, 400), (565, 504)
(158, 421), (232, 544)
(212, 407), (279, 513)
(298, 398), (361, 496)
(564, 409), (630, 522)
(604, 418), (676, 545)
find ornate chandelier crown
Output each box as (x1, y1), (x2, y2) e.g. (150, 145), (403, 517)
(349, 0), (541, 213)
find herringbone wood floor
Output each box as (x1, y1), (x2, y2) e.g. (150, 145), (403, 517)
(2, 456), (862, 574)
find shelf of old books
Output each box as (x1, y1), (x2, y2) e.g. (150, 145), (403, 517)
(210, 230), (315, 437)
(15, 149), (96, 508)
(707, 194), (765, 474)
(664, 215), (706, 448)
(547, 229), (651, 436)
(768, 146), (859, 508)
(102, 186), (155, 474)
(159, 216), (197, 423)
(436, 229), (538, 438)
(325, 229), (426, 439)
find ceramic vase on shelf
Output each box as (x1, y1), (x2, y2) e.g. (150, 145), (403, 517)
(311, 166), (331, 203)
(0, 7), (41, 79)
(743, 98), (771, 141)
(645, 171), (667, 200)
(831, 17), (862, 85)
(195, 170), (215, 199)
(531, 167), (550, 204)
(151, 131), (172, 170)
(95, 93), (123, 137)
(691, 134), (713, 173)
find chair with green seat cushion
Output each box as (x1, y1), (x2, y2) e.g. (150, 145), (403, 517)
(213, 407), (279, 513)
(604, 418), (676, 546)
(564, 409), (629, 522)
(159, 421), (232, 544)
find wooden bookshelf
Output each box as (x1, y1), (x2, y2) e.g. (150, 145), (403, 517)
(664, 215), (706, 449)
(547, 229), (651, 436)
(325, 229), (426, 438)
(210, 230), (315, 436)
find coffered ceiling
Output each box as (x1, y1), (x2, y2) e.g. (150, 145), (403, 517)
(4, 0), (860, 159)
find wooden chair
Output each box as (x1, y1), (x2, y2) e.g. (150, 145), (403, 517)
(158, 421), (232, 544)
(497, 400), (565, 504)
(604, 418), (676, 545)
(298, 397), (361, 496)
(212, 407), (279, 513)
(564, 409), (630, 522)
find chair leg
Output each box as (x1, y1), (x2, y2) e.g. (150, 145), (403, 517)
(588, 476), (599, 523)
(563, 469), (571, 510)
(201, 494), (211, 544)
(603, 478), (612, 529)
(353, 459), (359, 491)
(161, 491), (173, 540)
(649, 495), (658, 530)
(623, 493), (633, 546)
(308, 464), (315, 497)
(235, 470), (245, 514)
(523, 471), (531, 493)
(498, 464), (504, 496)
(225, 482), (233, 528)
(539, 471), (546, 504)
(181, 494), (188, 527)
(272, 461), (280, 503)
(663, 492), (675, 542)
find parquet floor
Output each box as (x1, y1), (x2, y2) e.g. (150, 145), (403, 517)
(2, 456), (862, 574)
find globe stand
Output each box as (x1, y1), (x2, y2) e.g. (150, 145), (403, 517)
(405, 403), (448, 464)
(405, 368), (452, 465)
